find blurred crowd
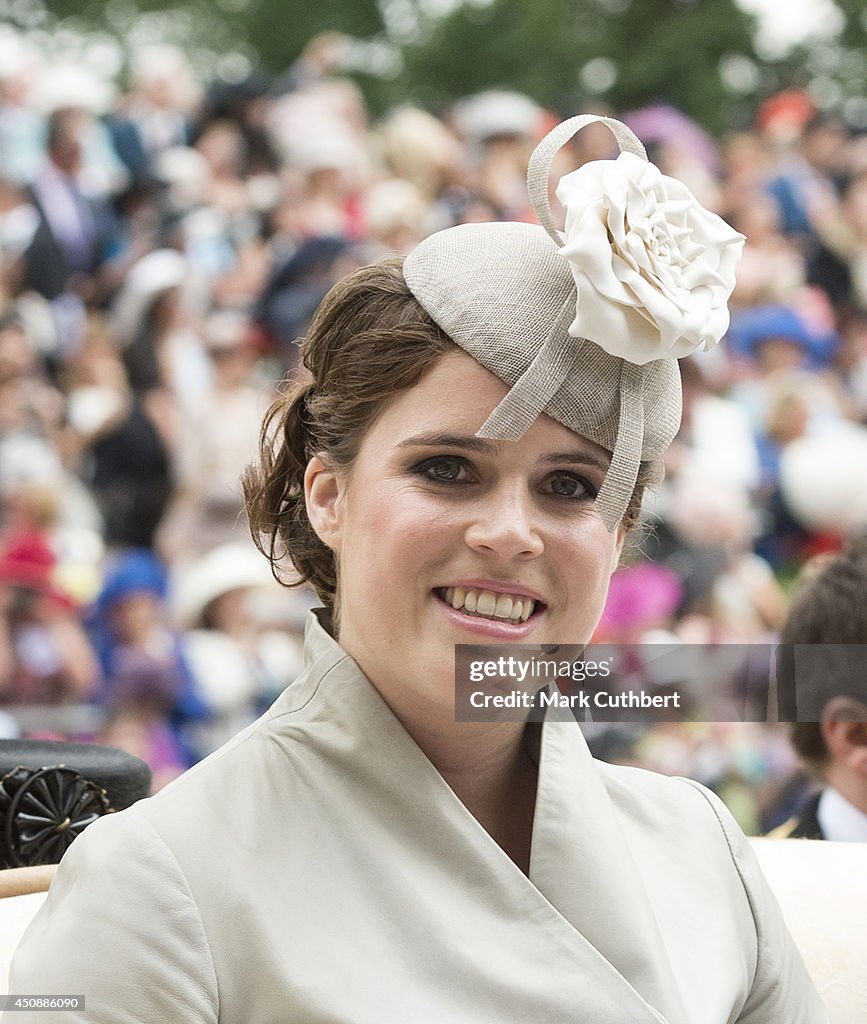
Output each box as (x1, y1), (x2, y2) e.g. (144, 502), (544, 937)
(1, 31), (866, 830)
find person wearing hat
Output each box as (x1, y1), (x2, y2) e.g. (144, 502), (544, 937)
(87, 548), (212, 774)
(0, 529), (98, 705)
(86, 249), (207, 550)
(7, 115), (827, 1022)
(171, 542), (306, 751)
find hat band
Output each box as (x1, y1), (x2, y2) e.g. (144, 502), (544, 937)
(476, 297), (580, 441)
(594, 361), (646, 532)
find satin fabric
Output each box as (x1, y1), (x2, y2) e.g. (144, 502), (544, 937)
(7, 610), (828, 1023)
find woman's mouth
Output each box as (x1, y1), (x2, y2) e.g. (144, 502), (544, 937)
(434, 586), (543, 627)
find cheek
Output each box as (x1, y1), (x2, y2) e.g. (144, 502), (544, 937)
(340, 489), (451, 587)
(560, 519), (619, 572)
(557, 525), (619, 609)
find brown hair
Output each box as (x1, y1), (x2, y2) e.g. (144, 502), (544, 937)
(780, 532), (867, 773)
(244, 259), (452, 606)
(244, 257), (654, 609)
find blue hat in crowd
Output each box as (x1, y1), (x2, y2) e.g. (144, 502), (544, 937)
(96, 548), (168, 611)
(727, 305), (838, 367)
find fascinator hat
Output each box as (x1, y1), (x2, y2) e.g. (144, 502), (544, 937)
(403, 114), (745, 530)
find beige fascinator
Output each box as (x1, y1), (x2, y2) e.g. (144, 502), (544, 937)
(403, 114), (745, 530)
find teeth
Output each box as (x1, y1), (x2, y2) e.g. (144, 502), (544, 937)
(439, 587), (537, 623)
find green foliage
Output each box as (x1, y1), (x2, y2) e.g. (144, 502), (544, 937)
(834, 0), (867, 48)
(396, 0), (760, 135)
(37, 0), (386, 72)
(36, 0), (861, 136)
(241, 0), (385, 76)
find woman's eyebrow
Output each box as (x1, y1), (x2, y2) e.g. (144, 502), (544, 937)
(395, 432), (610, 472)
(396, 432), (501, 456)
(540, 451), (611, 473)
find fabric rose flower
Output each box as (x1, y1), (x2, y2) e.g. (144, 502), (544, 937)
(556, 151), (745, 364)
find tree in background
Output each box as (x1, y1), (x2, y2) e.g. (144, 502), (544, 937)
(393, 0), (762, 135)
(24, 0), (867, 133)
(765, 0), (867, 132)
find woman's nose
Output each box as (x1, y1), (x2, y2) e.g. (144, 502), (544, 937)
(463, 486), (544, 559)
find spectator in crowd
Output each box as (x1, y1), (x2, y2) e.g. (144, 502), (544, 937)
(451, 90), (545, 221)
(0, 527), (98, 704)
(87, 548), (211, 769)
(105, 44), (196, 178)
(83, 248), (208, 550)
(729, 192), (805, 307)
(770, 533), (867, 840)
(98, 643), (188, 791)
(810, 168), (867, 310)
(764, 111), (848, 248)
(172, 541), (305, 750)
(0, 38), (44, 187)
(163, 308), (274, 557)
(23, 107), (115, 308)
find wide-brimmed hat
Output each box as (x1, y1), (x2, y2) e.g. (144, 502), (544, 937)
(452, 90), (544, 142)
(727, 305), (838, 367)
(28, 64), (116, 115)
(172, 542), (276, 628)
(111, 249), (189, 346)
(404, 114), (744, 530)
(95, 548), (168, 613)
(780, 423), (867, 533)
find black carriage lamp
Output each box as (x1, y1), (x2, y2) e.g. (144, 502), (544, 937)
(0, 741), (152, 868)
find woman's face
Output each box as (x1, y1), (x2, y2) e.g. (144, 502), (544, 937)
(305, 349), (624, 719)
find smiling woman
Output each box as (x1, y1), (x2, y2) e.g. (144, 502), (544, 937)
(299, 348), (626, 738)
(244, 256), (651, 615)
(7, 115), (830, 1024)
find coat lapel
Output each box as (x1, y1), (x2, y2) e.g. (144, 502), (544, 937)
(292, 613), (684, 1023)
(529, 711), (688, 1024)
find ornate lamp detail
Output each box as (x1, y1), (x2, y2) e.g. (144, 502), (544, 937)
(0, 764), (111, 868)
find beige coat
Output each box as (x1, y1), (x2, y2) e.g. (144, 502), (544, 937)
(8, 611), (828, 1023)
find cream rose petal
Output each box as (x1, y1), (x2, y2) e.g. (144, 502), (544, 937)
(556, 151), (745, 365)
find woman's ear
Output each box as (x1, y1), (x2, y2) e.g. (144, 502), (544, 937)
(304, 455), (345, 552)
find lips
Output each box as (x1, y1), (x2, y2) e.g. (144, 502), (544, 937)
(435, 586), (543, 626)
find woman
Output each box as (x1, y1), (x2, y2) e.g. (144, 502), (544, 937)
(7, 116), (828, 1023)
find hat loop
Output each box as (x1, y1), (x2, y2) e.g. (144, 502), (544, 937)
(527, 114), (647, 247)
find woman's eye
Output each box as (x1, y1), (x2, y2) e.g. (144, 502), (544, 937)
(545, 473), (597, 500)
(415, 456), (468, 482)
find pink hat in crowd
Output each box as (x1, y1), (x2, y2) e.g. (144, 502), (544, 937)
(595, 563), (683, 639)
(0, 530), (72, 608)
